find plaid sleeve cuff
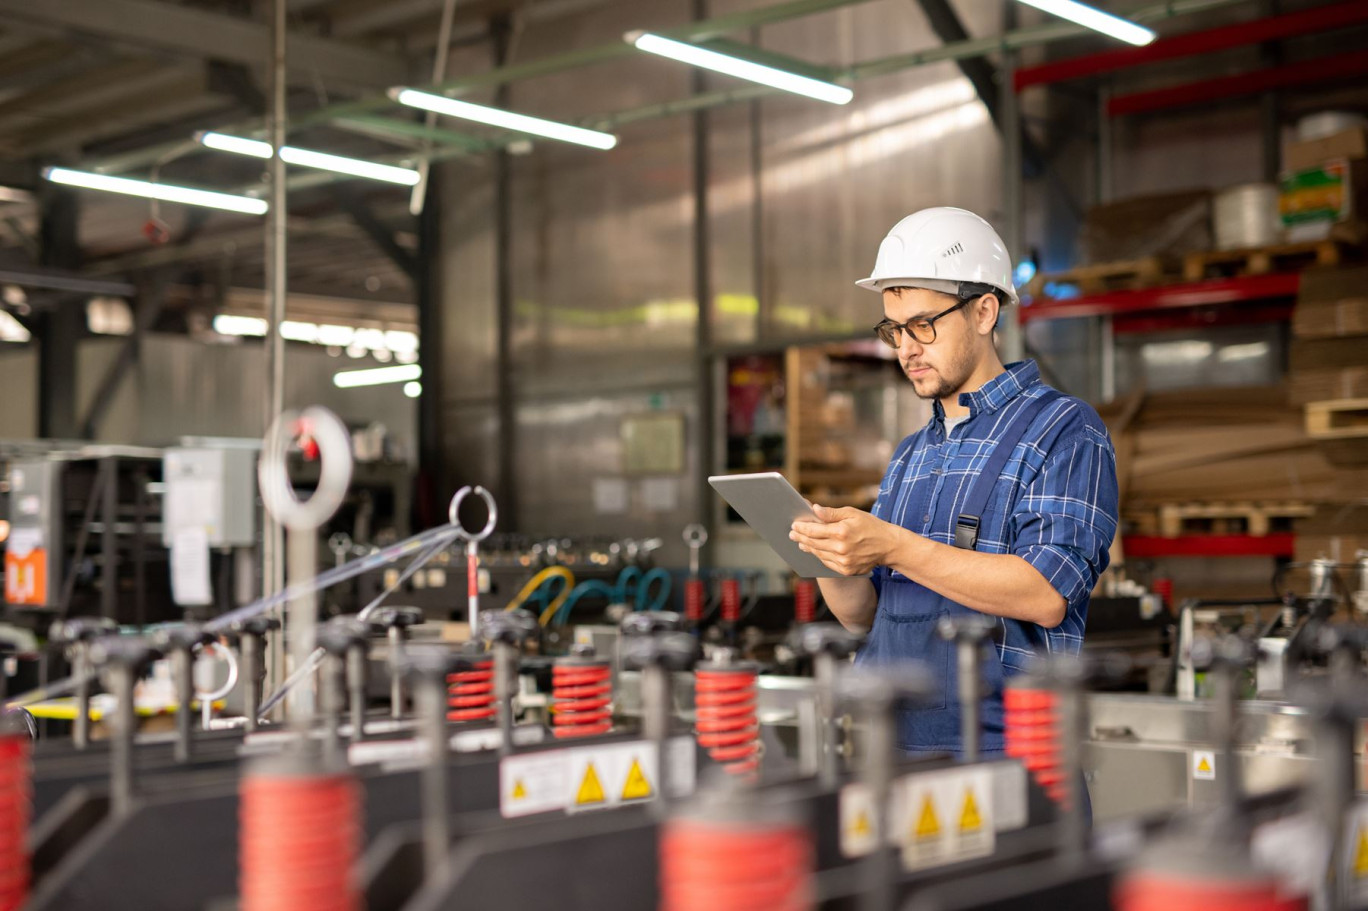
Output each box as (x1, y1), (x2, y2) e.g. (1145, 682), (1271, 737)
(1015, 542), (1093, 609)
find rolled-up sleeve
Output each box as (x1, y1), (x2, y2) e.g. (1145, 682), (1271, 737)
(1009, 430), (1119, 644)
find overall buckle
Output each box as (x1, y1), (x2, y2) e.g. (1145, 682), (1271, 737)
(954, 515), (980, 550)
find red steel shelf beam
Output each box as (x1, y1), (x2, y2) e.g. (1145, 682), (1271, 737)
(1109, 49), (1368, 117)
(1014, 0), (1368, 92)
(1123, 534), (1296, 559)
(1019, 273), (1301, 323)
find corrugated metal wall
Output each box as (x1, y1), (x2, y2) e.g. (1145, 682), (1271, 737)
(435, 0), (1003, 563)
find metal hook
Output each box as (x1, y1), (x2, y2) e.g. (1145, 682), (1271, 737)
(448, 485), (498, 542)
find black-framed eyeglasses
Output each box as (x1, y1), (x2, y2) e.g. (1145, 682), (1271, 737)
(873, 298), (969, 349)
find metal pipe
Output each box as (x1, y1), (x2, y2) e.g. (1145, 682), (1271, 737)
(322, 653), (346, 762)
(173, 646), (194, 763)
(262, 0), (288, 709)
(73, 645), (91, 749)
(241, 632), (262, 732)
(1058, 682), (1088, 865)
(956, 638), (980, 763)
(347, 643), (367, 740)
(388, 626), (405, 720)
(416, 675), (451, 882)
(100, 458), (117, 622)
(110, 665), (137, 817)
(998, 39), (1024, 365)
(642, 663), (672, 815)
(814, 652), (840, 787)
(861, 695), (897, 911)
(493, 641), (516, 756)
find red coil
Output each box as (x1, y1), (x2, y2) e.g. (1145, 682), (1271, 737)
(696, 666), (760, 777)
(0, 735), (30, 911)
(1004, 683), (1067, 805)
(721, 579), (742, 623)
(551, 659), (613, 739)
(661, 817), (813, 911)
(793, 581), (816, 625)
(240, 770), (361, 911)
(685, 578), (706, 623)
(1115, 873), (1307, 911)
(1151, 577), (1174, 609)
(447, 657), (496, 723)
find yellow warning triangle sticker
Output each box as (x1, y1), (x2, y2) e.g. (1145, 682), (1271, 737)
(576, 762), (606, 805)
(852, 809), (871, 839)
(622, 758), (653, 800)
(960, 789), (982, 833)
(1197, 757), (1212, 774)
(914, 794), (940, 840)
(1354, 829), (1368, 878)
(511, 779), (527, 800)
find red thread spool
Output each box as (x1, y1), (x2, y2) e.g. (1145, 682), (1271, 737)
(1004, 681), (1067, 805)
(695, 663), (761, 777)
(661, 815), (813, 911)
(0, 734), (31, 911)
(240, 766), (361, 911)
(685, 578), (706, 623)
(1115, 874), (1306, 911)
(447, 655), (496, 723)
(793, 581), (816, 625)
(721, 579), (742, 623)
(551, 657), (613, 739)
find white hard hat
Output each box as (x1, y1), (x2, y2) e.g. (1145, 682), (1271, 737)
(855, 207), (1019, 307)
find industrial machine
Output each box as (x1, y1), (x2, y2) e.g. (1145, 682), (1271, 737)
(1, 404), (1365, 910)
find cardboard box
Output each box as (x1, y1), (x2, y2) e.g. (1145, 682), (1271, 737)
(1283, 126), (1368, 173)
(1294, 266), (1368, 339)
(1290, 367), (1368, 405)
(1290, 337), (1368, 373)
(1080, 190), (1212, 264)
(1279, 158), (1368, 241)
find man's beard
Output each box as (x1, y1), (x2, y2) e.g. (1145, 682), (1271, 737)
(903, 340), (974, 400)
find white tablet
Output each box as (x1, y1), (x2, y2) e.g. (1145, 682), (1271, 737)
(708, 472), (860, 578)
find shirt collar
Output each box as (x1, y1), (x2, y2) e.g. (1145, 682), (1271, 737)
(932, 360), (1041, 424)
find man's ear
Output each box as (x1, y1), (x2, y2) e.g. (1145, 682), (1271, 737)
(974, 292), (1000, 336)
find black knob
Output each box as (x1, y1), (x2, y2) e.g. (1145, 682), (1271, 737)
(318, 616), (377, 656)
(374, 606), (424, 630)
(151, 622), (212, 652)
(621, 631), (696, 672)
(50, 617), (118, 646)
(620, 611), (683, 636)
(228, 615), (282, 637)
(791, 622), (864, 658)
(481, 609), (538, 646)
(935, 614), (999, 644)
(88, 634), (159, 669)
(398, 642), (463, 681)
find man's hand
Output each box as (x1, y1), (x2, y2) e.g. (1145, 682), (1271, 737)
(790, 504), (899, 576)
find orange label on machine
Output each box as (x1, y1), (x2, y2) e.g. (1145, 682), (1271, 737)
(5, 546), (48, 606)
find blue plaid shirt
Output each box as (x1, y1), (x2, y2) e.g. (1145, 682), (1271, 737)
(870, 360), (1119, 670)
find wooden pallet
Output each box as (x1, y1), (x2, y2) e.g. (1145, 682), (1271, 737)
(1305, 397), (1368, 439)
(1128, 501), (1316, 538)
(1181, 240), (1344, 283)
(1027, 256), (1172, 297)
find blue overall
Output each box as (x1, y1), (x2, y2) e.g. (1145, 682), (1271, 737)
(854, 389), (1065, 756)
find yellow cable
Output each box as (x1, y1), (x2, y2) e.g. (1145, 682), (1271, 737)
(500, 565), (575, 625)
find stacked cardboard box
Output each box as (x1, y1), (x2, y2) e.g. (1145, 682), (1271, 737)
(1098, 385), (1368, 514)
(1280, 126), (1368, 244)
(1289, 266), (1368, 466)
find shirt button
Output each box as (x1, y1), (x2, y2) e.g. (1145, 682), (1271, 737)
(923, 515), (931, 523)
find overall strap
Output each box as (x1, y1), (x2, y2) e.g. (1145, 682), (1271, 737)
(954, 389), (1063, 550)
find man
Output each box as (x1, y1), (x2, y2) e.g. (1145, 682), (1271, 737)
(790, 207), (1118, 759)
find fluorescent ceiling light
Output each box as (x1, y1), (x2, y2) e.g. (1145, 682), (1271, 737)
(334, 363), (422, 389)
(389, 88), (618, 151)
(1016, 0), (1155, 46)
(198, 132), (421, 186)
(45, 167), (269, 215)
(627, 32), (853, 105)
(403, 382), (422, 398)
(214, 314), (268, 336)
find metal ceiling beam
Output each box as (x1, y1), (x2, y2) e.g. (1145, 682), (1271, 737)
(0, 0), (411, 90)
(331, 186), (419, 279)
(912, 0), (1044, 178)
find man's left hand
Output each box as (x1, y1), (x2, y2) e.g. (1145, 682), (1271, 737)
(790, 504), (899, 576)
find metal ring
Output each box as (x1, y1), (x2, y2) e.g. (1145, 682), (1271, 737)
(258, 406), (353, 531)
(193, 641), (239, 704)
(448, 485), (497, 542)
(683, 523), (708, 548)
